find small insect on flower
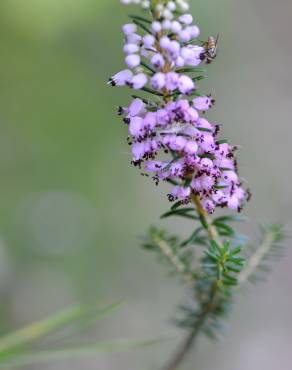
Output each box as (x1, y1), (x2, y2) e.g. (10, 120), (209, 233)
(200, 34), (219, 64)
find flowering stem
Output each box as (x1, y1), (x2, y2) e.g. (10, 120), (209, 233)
(110, 1), (252, 369)
(160, 196), (223, 370)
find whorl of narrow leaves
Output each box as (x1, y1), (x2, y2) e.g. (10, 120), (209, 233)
(160, 206), (198, 221)
(143, 204), (286, 340)
(143, 212), (246, 336)
(203, 240), (245, 288)
(177, 240), (245, 336)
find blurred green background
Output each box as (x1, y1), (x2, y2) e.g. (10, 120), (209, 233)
(0, 0), (291, 369)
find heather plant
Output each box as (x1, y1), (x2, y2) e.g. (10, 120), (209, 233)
(108, 1), (285, 369)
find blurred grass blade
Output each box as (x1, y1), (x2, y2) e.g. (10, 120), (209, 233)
(0, 301), (123, 356)
(42, 302), (124, 345)
(0, 338), (164, 369)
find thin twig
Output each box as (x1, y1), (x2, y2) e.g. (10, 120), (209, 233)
(153, 236), (194, 286)
(161, 324), (200, 370)
(162, 282), (219, 370)
(238, 229), (276, 285)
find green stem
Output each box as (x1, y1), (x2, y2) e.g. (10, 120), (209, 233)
(191, 194), (221, 245)
(161, 196), (222, 370)
(162, 281), (220, 370)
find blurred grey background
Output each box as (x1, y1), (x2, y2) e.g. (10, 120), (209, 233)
(0, 0), (291, 369)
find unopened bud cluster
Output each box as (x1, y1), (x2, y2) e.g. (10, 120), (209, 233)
(109, 0), (248, 213)
(121, 0), (190, 15)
